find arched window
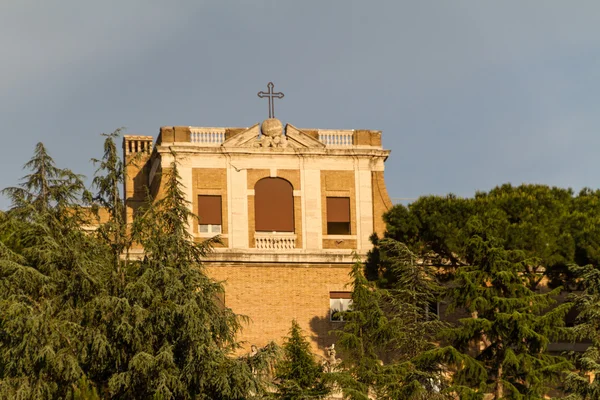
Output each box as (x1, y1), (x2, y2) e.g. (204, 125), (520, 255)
(254, 177), (294, 232)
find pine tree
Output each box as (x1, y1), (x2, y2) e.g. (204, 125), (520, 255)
(438, 216), (572, 399)
(0, 143), (107, 399)
(91, 129), (128, 291)
(372, 185), (583, 292)
(1, 140), (278, 399)
(96, 151), (277, 399)
(274, 320), (330, 399)
(333, 252), (449, 400)
(563, 263), (600, 399)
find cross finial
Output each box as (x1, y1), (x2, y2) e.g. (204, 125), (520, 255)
(257, 82), (284, 119)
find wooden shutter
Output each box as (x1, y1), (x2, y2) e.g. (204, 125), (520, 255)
(198, 195), (222, 225)
(255, 178), (294, 232)
(330, 291), (352, 299)
(327, 197), (350, 222)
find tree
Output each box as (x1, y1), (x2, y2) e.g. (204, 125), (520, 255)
(370, 184), (584, 292)
(478, 184), (574, 290)
(91, 128), (129, 292)
(438, 216), (572, 399)
(0, 143), (107, 399)
(333, 253), (449, 400)
(563, 263), (600, 399)
(274, 320), (330, 399)
(95, 151), (277, 399)
(0, 139), (278, 399)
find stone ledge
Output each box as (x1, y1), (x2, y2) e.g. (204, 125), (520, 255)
(207, 248), (363, 264)
(125, 248), (364, 264)
(154, 144), (391, 159)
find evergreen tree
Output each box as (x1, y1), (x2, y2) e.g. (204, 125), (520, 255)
(437, 216), (572, 399)
(98, 152), (276, 399)
(563, 263), (600, 399)
(0, 140), (278, 399)
(370, 184), (586, 292)
(0, 143), (107, 399)
(333, 253), (449, 400)
(478, 184), (573, 290)
(274, 320), (330, 399)
(91, 129), (128, 291)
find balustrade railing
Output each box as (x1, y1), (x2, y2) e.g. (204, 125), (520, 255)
(255, 232), (297, 250)
(124, 136), (153, 155)
(318, 130), (354, 147)
(190, 127), (226, 145)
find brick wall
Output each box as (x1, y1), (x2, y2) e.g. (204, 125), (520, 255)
(206, 263), (353, 355)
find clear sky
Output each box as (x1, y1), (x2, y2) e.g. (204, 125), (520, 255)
(1, 1), (599, 209)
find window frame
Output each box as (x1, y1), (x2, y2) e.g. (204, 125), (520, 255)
(198, 195), (222, 236)
(326, 196), (351, 235)
(330, 291), (353, 322)
(254, 177), (295, 233)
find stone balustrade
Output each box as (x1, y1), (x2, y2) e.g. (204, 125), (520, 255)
(318, 130), (354, 147)
(123, 135), (153, 155)
(190, 127), (226, 145)
(254, 232), (297, 250)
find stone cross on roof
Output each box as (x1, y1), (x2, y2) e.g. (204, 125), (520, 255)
(257, 82), (284, 119)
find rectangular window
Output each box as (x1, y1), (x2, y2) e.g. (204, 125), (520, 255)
(326, 197), (351, 235)
(199, 224), (222, 234)
(330, 291), (352, 322)
(198, 195), (222, 234)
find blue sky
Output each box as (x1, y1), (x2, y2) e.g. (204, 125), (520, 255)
(1, 1), (599, 209)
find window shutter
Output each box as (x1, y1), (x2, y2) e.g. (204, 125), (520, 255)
(330, 291), (352, 299)
(327, 197), (350, 222)
(255, 178), (294, 232)
(198, 195), (222, 225)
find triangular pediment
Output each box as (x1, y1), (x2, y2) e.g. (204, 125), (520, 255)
(221, 124), (261, 147)
(285, 124), (326, 149)
(220, 122), (326, 149)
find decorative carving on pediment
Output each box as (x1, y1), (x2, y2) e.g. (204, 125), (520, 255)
(253, 118), (288, 148)
(221, 120), (326, 149)
(255, 134), (288, 148)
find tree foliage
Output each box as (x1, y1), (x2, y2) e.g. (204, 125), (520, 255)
(3, 139), (600, 400)
(333, 250), (449, 400)
(274, 320), (330, 400)
(364, 184), (598, 398)
(0, 142), (106, 399)
(563, 263), (600, 399)
(434, 216), (572, 399)
(370, 184), (600, 291)
(0, 137), (276, 399)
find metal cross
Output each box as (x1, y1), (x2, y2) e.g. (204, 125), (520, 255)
(257, 82), (284, 119)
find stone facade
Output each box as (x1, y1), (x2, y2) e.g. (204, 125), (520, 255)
(123, 119), (392, 355)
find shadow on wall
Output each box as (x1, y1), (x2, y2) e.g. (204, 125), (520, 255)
(126, 158), (159, 222)
(308, 314), (342, 356)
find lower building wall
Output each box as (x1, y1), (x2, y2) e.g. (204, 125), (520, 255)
(206, 263), (353, 356)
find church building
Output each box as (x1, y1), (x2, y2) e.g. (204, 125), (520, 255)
(122, 86), (392, 354)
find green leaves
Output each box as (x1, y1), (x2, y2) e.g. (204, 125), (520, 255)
(562, 263), (600, 398)
(436, 229), (572, 398)
(374, 184), (599, 291)
(0, 137), (275, 399)
(368, 184), (599, 398)
(274, 320), (330, 399)
(333, 248), (449, 399)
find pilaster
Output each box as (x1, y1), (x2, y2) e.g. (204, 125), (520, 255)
(230, 167), (249, 249)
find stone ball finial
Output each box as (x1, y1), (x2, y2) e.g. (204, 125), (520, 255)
(261, 118), (283, 137)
